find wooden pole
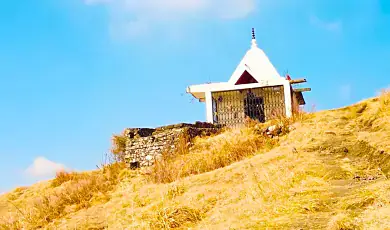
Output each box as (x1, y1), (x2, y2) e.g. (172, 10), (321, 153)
(293, 88), (311, 92)
(289, 79), (307, 84)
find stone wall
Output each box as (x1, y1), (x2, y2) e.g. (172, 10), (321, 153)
(123, 122), (222, 168)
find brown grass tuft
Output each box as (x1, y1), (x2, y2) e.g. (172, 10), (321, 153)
(51, 171), (82, 187)
(150, 205), (204, 229)
(166, 183), (187, 200)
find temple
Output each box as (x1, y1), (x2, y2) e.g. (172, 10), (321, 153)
(186, 28), (310, 128)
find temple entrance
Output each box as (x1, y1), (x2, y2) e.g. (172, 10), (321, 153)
(211, 86), (285, 128)
(244, 90), (265, 123)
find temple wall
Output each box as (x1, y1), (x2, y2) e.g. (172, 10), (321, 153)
(292, 92), (300, 114)
(123, 122), (222, 168)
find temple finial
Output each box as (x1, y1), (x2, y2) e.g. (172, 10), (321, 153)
(251, 28), (257, 48)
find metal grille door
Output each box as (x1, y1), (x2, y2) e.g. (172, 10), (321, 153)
(212, 86), (286, 128)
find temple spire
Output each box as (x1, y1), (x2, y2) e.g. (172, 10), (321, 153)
(251, 28), (258, 48)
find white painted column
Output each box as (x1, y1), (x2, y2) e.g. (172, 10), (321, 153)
(205, 91), (214, 123)
(283, 81), (292, 118)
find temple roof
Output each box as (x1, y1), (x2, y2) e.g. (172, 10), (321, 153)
(228, 29), (283, 85)
(186, 28), (290, 100)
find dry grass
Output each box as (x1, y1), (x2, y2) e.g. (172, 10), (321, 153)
(379, 88), (390, 113)
(0, 162), (133, 229)
(166, 183), (187, 200)
(327, 212), (362, 230)
(148, 112), (311, 184)
(150, 205), (204, 229)
(51, 171), (83, 187)
(1, 91), (390, 229)
(149, 125), (278, 184)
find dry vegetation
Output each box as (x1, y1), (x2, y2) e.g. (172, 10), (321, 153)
(111, 131), (128, 162)
(149, 123), (278, 184)
(0, 89), (389, 230)
(0, 163), (133, 229)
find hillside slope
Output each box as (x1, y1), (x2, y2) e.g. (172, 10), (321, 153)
(1, 91), (389, 230)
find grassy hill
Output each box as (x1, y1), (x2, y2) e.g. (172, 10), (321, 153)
(1, 90), (389, 230)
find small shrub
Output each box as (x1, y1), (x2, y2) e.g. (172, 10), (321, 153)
(52, 171), (83, 187)
(111, 132), (128, 160)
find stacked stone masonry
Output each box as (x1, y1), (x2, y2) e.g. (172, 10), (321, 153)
(124, 122), (222, 168)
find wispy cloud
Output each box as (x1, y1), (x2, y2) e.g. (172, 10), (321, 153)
(25, 157), (69, 179)
(310, 15), (342, 32)
(376, 85), (390, 96)
(339, 84), (352, 101)
(84, 0), (256, 39)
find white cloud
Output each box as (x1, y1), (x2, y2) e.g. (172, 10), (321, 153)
(310, 15), (342, 32)
(25, 157), (68, 179)
(84, 0), (256, 39)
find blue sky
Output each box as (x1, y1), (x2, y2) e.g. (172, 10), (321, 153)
(0, 0), (389, 193)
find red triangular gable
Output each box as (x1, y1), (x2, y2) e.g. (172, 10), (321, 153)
(235, 70), (258, 85)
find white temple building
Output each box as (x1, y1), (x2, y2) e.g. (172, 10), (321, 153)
(186, 28), (310, 128)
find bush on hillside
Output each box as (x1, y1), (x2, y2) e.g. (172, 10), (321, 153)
(111, 132), (128, 161)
